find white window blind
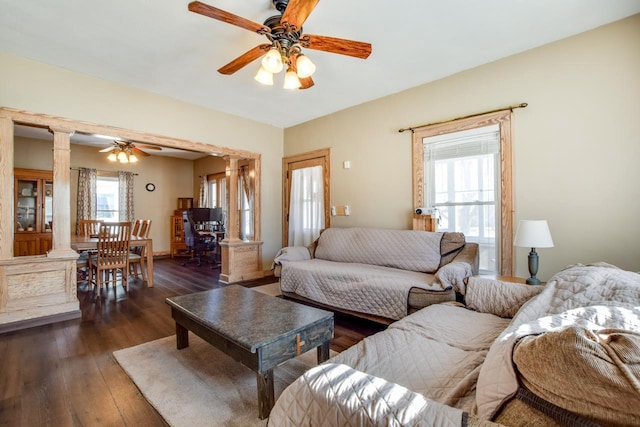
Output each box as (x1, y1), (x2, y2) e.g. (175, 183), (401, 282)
(423, 124), (500, 273)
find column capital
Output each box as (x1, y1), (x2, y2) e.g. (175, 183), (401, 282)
(49, 126), (75, 135)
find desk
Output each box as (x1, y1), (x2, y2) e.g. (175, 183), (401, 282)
(71, 235), (154, 287)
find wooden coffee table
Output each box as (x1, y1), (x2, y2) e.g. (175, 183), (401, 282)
(165, 285), (334, 419)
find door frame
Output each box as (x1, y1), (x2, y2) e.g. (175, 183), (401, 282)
(282, 148), (331, 247)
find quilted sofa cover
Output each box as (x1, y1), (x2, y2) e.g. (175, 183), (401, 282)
(275, 227), (478, 320)
(269, 263), (640, 426)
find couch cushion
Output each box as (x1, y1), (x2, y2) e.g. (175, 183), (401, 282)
(280, 259), (441, 320)
(314, 227), (444, 273)
(439, 232), (466, 266)
(513, 325), (640, 426)
(332, 304), (511, 412)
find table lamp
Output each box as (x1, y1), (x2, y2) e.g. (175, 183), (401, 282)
(514, 220), (554, 285)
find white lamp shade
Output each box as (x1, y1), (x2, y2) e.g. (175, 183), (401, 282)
(129, 153), (138, 163)
(117, 150), (129, 163)
(514, 220), (554, 248)
(254, 66), (274, 85)
(283, 68), (301, 89)
(261, 48), (283, 73)
(295, 54), (316, 78)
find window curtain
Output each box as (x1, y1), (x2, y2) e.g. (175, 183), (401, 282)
(199, 175), (209, 208)
(289, 165), (324, 247)
(239, 166), (254, 240)
(76, 168), (97, 234)
(220, 177), (227, 228)
(118, 171), (135, 222)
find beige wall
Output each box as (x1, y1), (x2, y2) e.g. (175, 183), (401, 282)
(1, 53), (284, 269)
(284, 15), (640, 280)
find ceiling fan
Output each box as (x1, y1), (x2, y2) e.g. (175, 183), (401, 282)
(99, 140), (161, 163)
(188, 0), (372, 89)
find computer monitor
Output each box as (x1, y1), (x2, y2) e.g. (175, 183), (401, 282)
(209, 207), (223, 223)
(189, 208), (211, 223)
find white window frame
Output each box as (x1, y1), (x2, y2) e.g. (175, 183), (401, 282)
(412, 110), (514, 276)
(96, 174), (119, 222)
(423, 125), (500, 274)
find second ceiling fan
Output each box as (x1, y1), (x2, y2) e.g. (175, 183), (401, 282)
(188, 0), (372, 89)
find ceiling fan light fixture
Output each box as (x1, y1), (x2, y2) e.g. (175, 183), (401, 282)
(254, 66), (274, 85)
(295, 54), (316, 78)
(107, 152), (117, 162)
(129, 153), (138, 163)
(261, 47), (283, 73)
(117, 150), (129, 163)
(283, 67), (301, 90)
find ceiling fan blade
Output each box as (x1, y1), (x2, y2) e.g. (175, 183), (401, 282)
(290, 54), (314, 90)
(302, 34), (372, 59)
(136, 144), (162, 151)
(99, 146), (116, 153)
(188, 1), (268, 34)
(281, 0), (319, 32)
(299, 75), (314, 90)
(218, 44), (271, 75)
(131, 147), (150, 157)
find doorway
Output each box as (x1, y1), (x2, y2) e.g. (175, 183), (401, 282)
(282, 148), (330, 247)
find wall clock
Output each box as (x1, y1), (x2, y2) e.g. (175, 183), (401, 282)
(145, 183), (156, 192)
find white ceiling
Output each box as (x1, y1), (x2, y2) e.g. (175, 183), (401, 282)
(1, 0), (639, 129)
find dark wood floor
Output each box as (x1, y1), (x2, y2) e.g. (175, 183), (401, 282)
(0, 257), (386, 426)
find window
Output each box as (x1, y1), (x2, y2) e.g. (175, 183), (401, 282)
(424, 125), (499, 273)
(207, 173), (226, 210)
(412, 110), (514, 276)
(239, 178), (251, 240)
(288, 165), (325, 246)
(96, 176), (119, 222)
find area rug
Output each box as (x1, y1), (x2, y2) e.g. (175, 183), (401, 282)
(251, 282), (282, 297)
(113, 333), (333, 427)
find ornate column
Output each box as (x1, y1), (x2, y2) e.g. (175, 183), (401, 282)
(47, 126), (77, 258)
(0, 116), (14, 260)
(219, 156), (264, 283)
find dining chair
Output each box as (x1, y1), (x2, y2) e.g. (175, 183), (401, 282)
(88, 222), (132, 292)
(76, 219), (103, 281)
(78, 219), (103, 237)
(131, 219), (142, 237)
(129, 219), (152, 280)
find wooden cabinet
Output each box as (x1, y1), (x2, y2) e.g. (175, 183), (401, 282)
(14, 168), (53, 256)
(170, 214), (188, 258)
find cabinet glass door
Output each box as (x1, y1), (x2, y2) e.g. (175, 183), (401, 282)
(44, 180), (53, 231)
(16, 179), (38, 232)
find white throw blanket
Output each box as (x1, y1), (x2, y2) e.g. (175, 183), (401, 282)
(475, 263), (640, 419)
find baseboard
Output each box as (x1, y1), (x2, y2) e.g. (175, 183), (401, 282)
(0, 310), (81, 334)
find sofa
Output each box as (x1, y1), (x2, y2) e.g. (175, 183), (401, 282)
(269, 263), (640, 426)
(274, 227), (479, 323)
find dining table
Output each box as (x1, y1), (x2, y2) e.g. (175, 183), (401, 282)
(71, 234), (155, 287)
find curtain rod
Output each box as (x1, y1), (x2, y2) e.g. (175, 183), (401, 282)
(70, 167), (139, 176)
(398, 103), (528, 133)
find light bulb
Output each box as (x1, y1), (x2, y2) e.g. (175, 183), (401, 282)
(107, 152), (117, 161)
(254, 66), (274, 85)
(283, 67), (301, 90)
(117, 150), (129, 163)
(129, 153), (138, 163)
(261, 47), (283, 73)
(295, 54), (316, 78)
